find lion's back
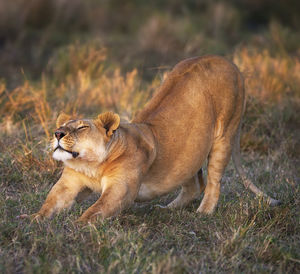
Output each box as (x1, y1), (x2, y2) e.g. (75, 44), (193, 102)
(133, 55), (244, 124)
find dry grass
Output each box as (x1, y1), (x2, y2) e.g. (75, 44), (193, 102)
(234, 48), (300, 101)
(0, 1), (300, 273)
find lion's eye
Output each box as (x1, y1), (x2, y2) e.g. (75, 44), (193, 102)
(77, 126), (89, 131)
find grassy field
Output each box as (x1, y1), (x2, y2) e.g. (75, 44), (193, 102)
(0, 1), (299, 273)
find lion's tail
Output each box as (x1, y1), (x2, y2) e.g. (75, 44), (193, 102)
(232, 123), (281, 206)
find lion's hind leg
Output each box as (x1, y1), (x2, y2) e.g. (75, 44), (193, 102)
(167, 169), (205, 209)
(197, 139), (231, 214)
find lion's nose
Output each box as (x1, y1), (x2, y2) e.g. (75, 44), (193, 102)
(55, 130), (66, 140)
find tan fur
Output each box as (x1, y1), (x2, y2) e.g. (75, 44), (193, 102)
(30, 55), (280, 223)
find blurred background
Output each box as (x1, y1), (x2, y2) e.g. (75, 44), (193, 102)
(0, 0), (299, 166)
(1, 0), (299, 86)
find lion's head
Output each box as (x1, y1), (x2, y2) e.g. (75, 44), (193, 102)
(52, 112), (120, 163)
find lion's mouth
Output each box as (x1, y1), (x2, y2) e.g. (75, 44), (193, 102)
(54, 145), (79, 158)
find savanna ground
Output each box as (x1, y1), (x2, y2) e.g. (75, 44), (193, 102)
(0, 1), (299, 273)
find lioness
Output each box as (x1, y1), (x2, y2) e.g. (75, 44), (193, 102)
(31, 55), (280, 223)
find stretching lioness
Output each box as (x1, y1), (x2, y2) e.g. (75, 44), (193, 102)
(30, 55), (280, 223)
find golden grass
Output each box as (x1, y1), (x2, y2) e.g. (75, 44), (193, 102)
(234, 48), (300, 101)
(1, 45), (299, 157)
(0, 44), (161, 138)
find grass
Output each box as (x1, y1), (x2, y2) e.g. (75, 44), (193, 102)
(0, 1), (300, 273)
(1, 157), (299, 272)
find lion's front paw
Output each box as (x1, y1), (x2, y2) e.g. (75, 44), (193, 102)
(76, 211), (99, 224)
(75, 216), (95, 225)
(16, 213), (43, 222)
(30, 213), (43, 222)
(16, 214), (30, 220)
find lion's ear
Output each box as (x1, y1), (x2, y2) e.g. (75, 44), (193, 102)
(56, 112), (72, 128)
(95, 111), (120, 137)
